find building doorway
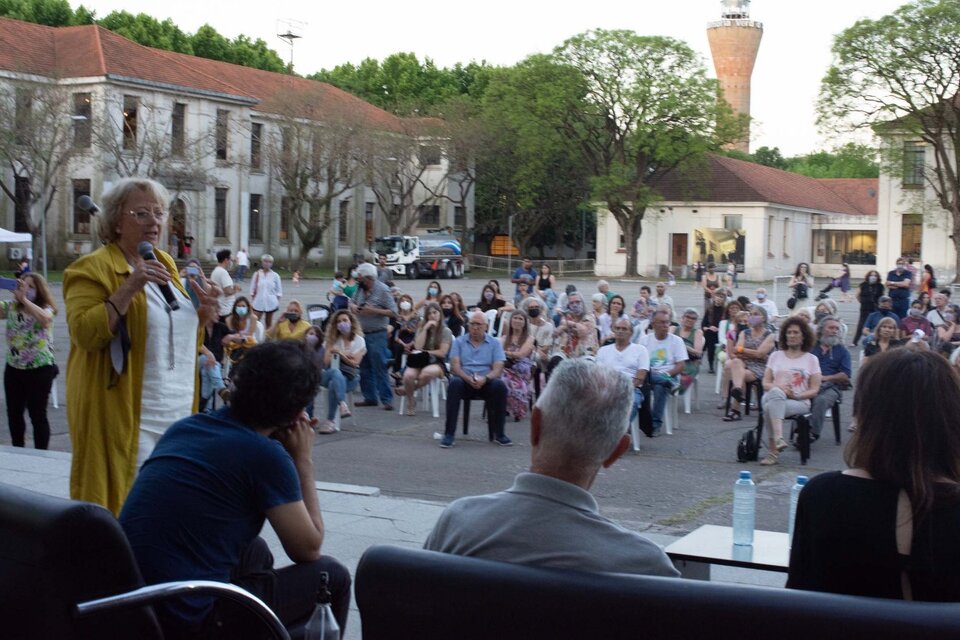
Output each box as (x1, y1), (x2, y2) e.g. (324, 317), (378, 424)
(670, 233), (688, 271)
(901, 213), (922, 260)
(169, 199), (187, 259)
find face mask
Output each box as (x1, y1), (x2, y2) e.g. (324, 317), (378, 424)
(442, 308), (452, 317)
(338, 321), (352, 334)
(235, 306), (248, 317)
(428, 287), (438, 296)
(483, 291), (494, 301)
(908, 308), (923, 318)
(568, 302), (583, 315)
(528, 308), (541, 318)
(868, 276), (878, 283)
(737, 322), (748, 331)
(305, 334), (319, 347)
(756, 293), (766, 300)
(399, 301), (412, 311)
(896, 265), (905, 272)
(815, 311), (828, 322)
(748, 315), (763, 327)
(285, 312), (301, 322)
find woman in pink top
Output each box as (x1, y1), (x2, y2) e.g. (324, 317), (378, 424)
(760, 316), (822, 465)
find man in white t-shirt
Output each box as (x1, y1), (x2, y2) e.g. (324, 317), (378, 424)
(639, 311), (687, 436)
(210, 249), (240, 321)
(927, 292), (949, 327)
(235, 247), (249, 283)
(596, 316), (649, 433)
(752, 287), (779, 323)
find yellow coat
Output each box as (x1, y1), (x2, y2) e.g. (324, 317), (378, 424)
(269, 318), (313, 342)
(64, 243), (201, 515)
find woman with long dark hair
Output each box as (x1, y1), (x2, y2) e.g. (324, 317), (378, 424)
(788, 349), (960, 600)
(788, 262), (814, 309)
(397, 302), (452, 416)
(852, 270), (884, 347)
(1, 273), (58, 449)
(920, 264), (937, 296)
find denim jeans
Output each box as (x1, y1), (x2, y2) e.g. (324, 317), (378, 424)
(321, 368), (360, 420)
(359, 330), (393, 404)
(650, 376), (676, 429)
(629, 388), (644, 425)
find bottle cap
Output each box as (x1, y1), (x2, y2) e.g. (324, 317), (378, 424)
(796, 475), (809, 485)
(739, 470), (752, 480)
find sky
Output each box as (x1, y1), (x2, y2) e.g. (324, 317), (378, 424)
(76, 0), (909, 157)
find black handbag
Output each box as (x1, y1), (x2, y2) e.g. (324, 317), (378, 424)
(406, 351), (431, 369)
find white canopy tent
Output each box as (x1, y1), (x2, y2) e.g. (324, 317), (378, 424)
(0, 228), (31, 243)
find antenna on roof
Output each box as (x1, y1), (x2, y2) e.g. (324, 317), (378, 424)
(276, 19), (306, 72)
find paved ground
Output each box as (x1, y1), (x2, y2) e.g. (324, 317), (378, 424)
(0, 272), (860, 638)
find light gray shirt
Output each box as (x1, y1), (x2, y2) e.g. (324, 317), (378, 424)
(352, 279), (397, 333)
(424, 472), (679, 577)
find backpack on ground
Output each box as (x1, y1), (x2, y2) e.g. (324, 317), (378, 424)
(736, 427), (759, 462)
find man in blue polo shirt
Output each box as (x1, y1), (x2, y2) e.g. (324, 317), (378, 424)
(862, 295), (899, 343)
(806, 316), (851, 442)
(442, 309), (510, 448)
(885, 257), (913, 319)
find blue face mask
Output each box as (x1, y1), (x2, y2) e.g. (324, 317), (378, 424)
(428, 287), (439, 296)
(236, 306), (248, 317)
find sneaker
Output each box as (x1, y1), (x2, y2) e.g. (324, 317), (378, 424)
(494, 434), (514, 447)
(439, 434), (455, 448)
(317, 420), (338, 435)
(651, 423), (663, 438)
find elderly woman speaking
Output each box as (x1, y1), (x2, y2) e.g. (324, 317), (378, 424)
(64, 178), (219, 514)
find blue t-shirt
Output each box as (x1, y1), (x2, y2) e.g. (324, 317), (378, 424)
(450, 333), (505, 377)
(886, 269), (912, 300)
(511, 266), (536, 294)
(811, 344), (851, 380)
(120, 408), (301, 625)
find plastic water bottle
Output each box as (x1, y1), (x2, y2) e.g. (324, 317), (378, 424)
(732, 470), (756, 546)
(788, 475), (809, 544)
(304, 603), (340, 640)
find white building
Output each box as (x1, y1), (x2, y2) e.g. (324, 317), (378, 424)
(595, 154), (878, 281)
(0, 17), (473, 268)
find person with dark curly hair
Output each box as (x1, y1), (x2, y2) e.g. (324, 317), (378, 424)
(120, 342), (351, 638)
(759, 317), (822, 465)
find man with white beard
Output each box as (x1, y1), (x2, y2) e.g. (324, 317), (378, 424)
(805, 316), (851, 443)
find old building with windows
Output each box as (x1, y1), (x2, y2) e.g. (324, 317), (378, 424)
(595, 154), (878, 280)
(0, 17), (473, 268)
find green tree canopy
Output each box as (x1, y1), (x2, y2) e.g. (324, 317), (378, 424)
(551, 29), (746, 276)
(819, 0), (960, 279)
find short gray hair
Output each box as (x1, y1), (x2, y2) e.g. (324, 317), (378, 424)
(535, 359), (631, 467)
(816, 314), (842, 337)
(99, 178), (171, 244)
(356, 262), (378, 279)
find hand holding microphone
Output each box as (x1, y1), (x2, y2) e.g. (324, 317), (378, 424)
(137, 241), (180, 310)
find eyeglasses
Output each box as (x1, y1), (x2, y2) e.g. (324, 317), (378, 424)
(128, 209), (167, 224)
(613, 326), (633, 332)
(468, 322), (486, 327)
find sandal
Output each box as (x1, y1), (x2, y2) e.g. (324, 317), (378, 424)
(722, 409), (742, 422)
(776, 437), (789, 452)
(317, 420), (338, 435)
(730, 387), (744, 403)
(760, 451), (779, 465)
(404, 402), (416, 417)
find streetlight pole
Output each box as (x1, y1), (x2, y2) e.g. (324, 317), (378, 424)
(507, 214), (513, 277)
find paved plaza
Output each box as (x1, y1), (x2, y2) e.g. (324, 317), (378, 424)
(0, 271), (861, 637)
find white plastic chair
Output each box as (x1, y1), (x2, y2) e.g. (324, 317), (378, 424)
(396, 353), (445, 418)
(683, 377), (699, 414)
(484, 309), (499, 335)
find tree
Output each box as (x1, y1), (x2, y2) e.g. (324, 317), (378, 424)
(551, 30), (746, 276)
(752, 146), (788, 170)
(264, 95), (367, 267)
(98, 11), (193, 53)
(818, 0), (960, 280)
(364, 127), (435, 234)
(0, 82), (76, 271)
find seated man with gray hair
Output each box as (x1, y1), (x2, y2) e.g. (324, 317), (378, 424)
(425, 359), (679, 577)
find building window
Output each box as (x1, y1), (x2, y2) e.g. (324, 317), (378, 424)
(454, 206), (466, 229)
(72, 179), (91, 234)
(766, 216), (774, 257)
(14, 176), (30, 233)
(782, 218), (790, 258)
(14, 87), (32, 145)
(73, 93), (91, 148)
(903, 142), (925, 187)
(339, 200), (349, 243)
(723, 214), (742, 231)
(171, 102), (185, 156)
(214, 187), (227, 238)
(419, 205), (440, 226)
(250, 122), (262, 170)
(122, 95), (138, 150)
(901, 213), (923, 260)
(419, 144), (441, 166)
(215, 109), (229, 160)
(279, 196), (290, 241)
(365, 202), (374, 242)
(249, 194), (262, 241)
(812, 230), (877, 265)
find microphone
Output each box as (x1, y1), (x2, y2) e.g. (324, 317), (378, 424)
(76, 195), (100, 214)
(137, 241), (180, 310)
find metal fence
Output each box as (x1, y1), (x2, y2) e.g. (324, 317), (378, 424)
(465, 254), (595, 276)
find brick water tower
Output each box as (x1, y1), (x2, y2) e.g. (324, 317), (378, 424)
(707, 0), (763, 153)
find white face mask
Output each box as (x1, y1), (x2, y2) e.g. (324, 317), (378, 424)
(399, 301), (412, 311)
